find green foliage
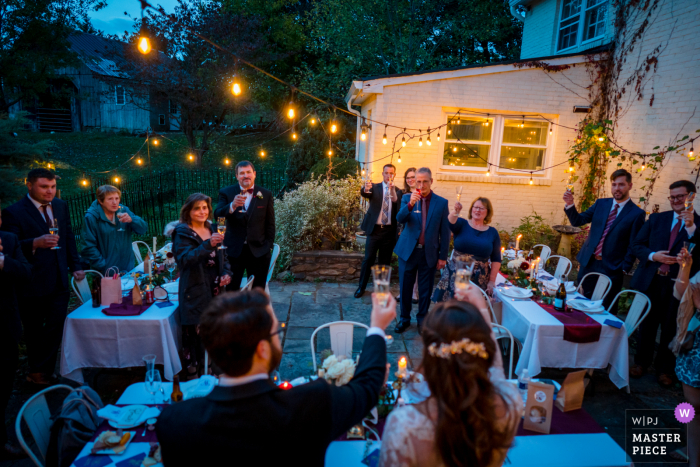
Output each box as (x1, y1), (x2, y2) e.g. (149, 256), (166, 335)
(275, 175), (362, 270)
(0, 113), (52, 203)
(509, 212), (559, 251)
(309, 157), (360, 181)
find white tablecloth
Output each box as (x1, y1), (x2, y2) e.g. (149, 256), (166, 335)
(60, 247), (182, 383)
(494, 287), (629, 389)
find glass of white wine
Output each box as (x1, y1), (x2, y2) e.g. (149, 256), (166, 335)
(50, 219), (61, 250)
(455, 186), (463, 217)
(371, 265), (392, 307)
(453, 255), (475, 293)
(216, 217), (227, 250)
(117, 205), (126, 231)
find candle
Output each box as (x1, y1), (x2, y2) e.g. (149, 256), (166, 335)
(153, 237), (157, 255)
(515, 234), (522, 251)
(501, 246), (505, 257)
(398, 356), (407, 377)
(530, 259), (534, 279)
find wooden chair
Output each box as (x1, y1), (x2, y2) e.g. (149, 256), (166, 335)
(70, 270), (104, 304)
(577, 272), (612, 302)
(310, 321), (370, 373)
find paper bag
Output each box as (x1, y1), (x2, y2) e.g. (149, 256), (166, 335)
(523, 381), (554, 434)
(555, 369), (587, 412)
(101, 267), (122, 306)
(132, 282), (143, 305)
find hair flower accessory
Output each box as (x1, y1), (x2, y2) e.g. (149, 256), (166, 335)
(428, 338), (488, 360)
(256, 191), (263, 199)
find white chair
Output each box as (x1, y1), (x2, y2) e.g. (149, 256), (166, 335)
(577, 272), (612, 302)
(607, 290), (651, 337)
(265, 243), (281, 294)
(471, 282), (524, 357)
(533, 244), (552, 268)
(311, 321), (370, 373)
(15, 384), (75, 467)
(70, 270), (104, 304)
(492, 324), (516, 379)
(132, 241), (153, 264)
(241, 275), (255, 291)
(545, 255), (572, 279)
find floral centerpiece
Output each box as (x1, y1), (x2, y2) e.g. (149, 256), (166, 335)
(318, 353), (356, 386)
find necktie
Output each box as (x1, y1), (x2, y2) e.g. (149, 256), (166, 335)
(380, 186), (390, 225)
(419, 198), (427, 245)
(660, 219), (682, 274)
(593, 204), (619, 257)
(40, 204), (53, 228)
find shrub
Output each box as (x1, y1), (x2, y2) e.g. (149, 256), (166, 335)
(309, 157), (360, 180)
(510, 212), (559, 251)
(275, 174), (363, 270)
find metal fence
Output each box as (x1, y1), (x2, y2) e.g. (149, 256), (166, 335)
(64, 168), (287, 239)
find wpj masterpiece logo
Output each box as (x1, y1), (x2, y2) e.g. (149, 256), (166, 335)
(625, 404), (694, 463)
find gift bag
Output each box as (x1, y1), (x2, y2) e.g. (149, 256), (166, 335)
(101, 267), (122, 306)
(523, 381), (555, 434)
(555, 369), (587, 412)
(132, 281), (143, 305)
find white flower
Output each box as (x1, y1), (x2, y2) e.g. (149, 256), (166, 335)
(322, 355), (338, 370)
(336, 359), (356, 385)
(507, 258), (524, 269)
(256, 191), (263, 199)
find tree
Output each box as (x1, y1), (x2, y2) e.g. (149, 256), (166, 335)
(110, 0), (281, 167)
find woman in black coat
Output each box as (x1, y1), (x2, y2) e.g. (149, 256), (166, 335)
(172, 193), (232, 379)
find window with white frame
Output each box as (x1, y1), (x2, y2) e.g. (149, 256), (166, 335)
(442, 114), (551, 174)
(169, 99), (177, 115)
(557, 0), (607, 52)
(115, 85), (125, 105)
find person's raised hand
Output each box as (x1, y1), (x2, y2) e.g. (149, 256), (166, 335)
(454, 285), (489, 314)
(680, 209), (694, 229)
(73, 270), (86, 281)
(563, 190), (574, 206)
(364, 179), (373, 193)
(370, 293), (397, 330)
(118, 212), (132, 223)
(220, 275), (231, 286)
(678, 248), (693, 269)
(454, 201), (463, 214)
(409, 190), (422, 207)
(33, 234), (59, 249)
(233, 194), (247, 208)
(210, 233), (224, 246)
(652, 250), (677, 265)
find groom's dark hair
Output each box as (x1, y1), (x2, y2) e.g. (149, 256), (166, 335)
(200, 290), (272, 376)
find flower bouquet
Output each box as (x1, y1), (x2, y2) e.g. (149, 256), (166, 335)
(318, 352), (357, 386)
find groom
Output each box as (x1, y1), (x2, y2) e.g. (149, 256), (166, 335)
(215, 161), (275, 291)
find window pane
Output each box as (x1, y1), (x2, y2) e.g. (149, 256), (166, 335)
(443, 143), (489, 168)
(503, 120), (548, 146)
(561, 0), (581, 20)
(447, 117), (492, 142)
(558, 15), (579, 50)
(115, 86), (125, 105)
(499, 147), (545, 171)
(583, 2), (607, 40)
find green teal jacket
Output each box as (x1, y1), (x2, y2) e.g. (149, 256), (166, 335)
(80, 201), (148, 274)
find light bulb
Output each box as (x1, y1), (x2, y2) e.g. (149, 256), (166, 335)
(224, 158), (230, 165)
(437, 133), (440, 141)
(287, 105), (295, 119)
(292, 132), (297, 140)
(360, 130), (366, 141)
(598, 136), (605, 142)
(549, 125), (553, 135)
(81, 179), (88, 186)
(232, 82), (241, 96)
(114, 177), (120, 183)
(569, 166), (574, 172)
(427, 136), (431, 146)
(311, 118), (315, 125)
(138, 36), (151, 54)
(486, 171), (490, 177)
(152, 139), (158, 145)
(447, 129), (451, 135)
(401, 136), (406, 147)
(484, 120), (489, 127)
(361, 169), (366, 175)
(331, 123), (337, 133)
(529, 177), (533, 185)
(418, 137), (423, 147)
(452, 147), (457, 152)
(328, 149), (333, 156)
(260, 150), (265, 157)
(690, 146), (695, 158)
(398, 155), (401, 163)
(137, 158), (143, 165)
(188, 154), (194, 161)
(382, 134), (387, 145)
(640, 164), (645, 171)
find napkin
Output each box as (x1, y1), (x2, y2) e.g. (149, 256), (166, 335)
(97, 405), (161, 427)
(541, 278), (575, 294)
(569, 299), (604, 310)
(183, 375), (218, 400)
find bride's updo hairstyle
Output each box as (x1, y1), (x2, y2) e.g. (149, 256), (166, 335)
(420, 300), (512, 467)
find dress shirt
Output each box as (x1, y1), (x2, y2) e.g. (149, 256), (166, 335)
(229, 185), (255, 213)
(375, 181), (393, 226)
(648, 211), (697, 261)
(565, 196), (630, 218)
(27, 194), (54, 223)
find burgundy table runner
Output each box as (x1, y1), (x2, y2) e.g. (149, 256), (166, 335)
(102, 292), (151, 317)
(537, 302), (602, 344)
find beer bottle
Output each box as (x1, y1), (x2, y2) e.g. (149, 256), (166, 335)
(171, 375), (183, 403)
(554, 273), (567, 312)
(91, 277), (101, 308)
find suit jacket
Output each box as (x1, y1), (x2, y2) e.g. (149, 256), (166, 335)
(0, 231), (32, 342)
(1, 196), (83, 296)
(359, 183), (403, 236)
(156, 334), (386, 467)
(213, 185), (275, 258)
(394, 192), (451, 269)
(630, 210), (700, 292)
(565, 198), (645, 274)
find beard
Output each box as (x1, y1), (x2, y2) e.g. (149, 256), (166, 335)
(268, 343), (282, 375)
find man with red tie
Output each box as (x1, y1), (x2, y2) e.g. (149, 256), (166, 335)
(564, 169), (645, 309)
(630, 180), (700, 386)
(1, 169), (85, 385)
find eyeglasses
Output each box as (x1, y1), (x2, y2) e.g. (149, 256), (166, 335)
(270, 323), (285, 340)
(472, 207), (487, 211)
(668, 195), (689, 202)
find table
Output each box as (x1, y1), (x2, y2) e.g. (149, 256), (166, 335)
(60, 248), (182, 383)
(494, 285), (629, 389)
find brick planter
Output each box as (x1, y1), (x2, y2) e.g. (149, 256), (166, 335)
(290, 251), (363, 282)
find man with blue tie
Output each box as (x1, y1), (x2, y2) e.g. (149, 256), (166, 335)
(630, 180), (700, 386)
(393, 167), (450, 334)
(564, 169), (645, 309)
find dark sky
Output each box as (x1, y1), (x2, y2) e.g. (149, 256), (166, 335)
(89, 0), (178, 37)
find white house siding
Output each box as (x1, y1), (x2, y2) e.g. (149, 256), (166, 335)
(352, 62), (594, 231)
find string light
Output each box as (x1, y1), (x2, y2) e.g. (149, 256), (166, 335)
(152, 139), (159, 145)
(437, 132), (440, 142)
(188, 154), (195, 161)
(260, 148), (266, 157)
(640, 160), (646, 171)
(81, 178), (88, 186)
(331, 122), (338, 133)
(310, 118), (315, 125)
(287, 102), (295, 119)
(138, 36), (151, 54)
(397, 154), (401, 163)
(232, 81), (242, 96)
(382, 125), (388, 145)
(47, 163), (52, 169)
(418, 134), (423, 147)
(136, 158), (143, 165)
(452, 146), (457, 152)
(114, 176), (120, 183)
(401, 134), (406, 147)
(598, 135), (605, 142)
(689, 145), (695, 159)
(426, 133), (432, 146)
(292, 127), (298, 140)
(224, 158), (230, 165)
(361, 167), (366, 176)
(328, 148), (333, 156)
(529, 173), (533, 185)
(549, 124), (553, 136)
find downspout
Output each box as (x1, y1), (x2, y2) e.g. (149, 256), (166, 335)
(510, 3), (525, 22)
(346, 83), (363, 162)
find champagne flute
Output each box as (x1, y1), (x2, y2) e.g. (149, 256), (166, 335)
(685, 192), (696, 211)
(49, 219), (61, 250)
(371, 265), (392, 307)
(145, 369), (161, 404)
(413, 189), (422, 214)
(117, 205), (126, 231)
(455, 186), (463, 217)
(674, 241), (692, 283)
(240, 193), (248, 214)
(216, 217), (227, 250)
(454, 255), (475, 293)
(166, 258), (176, 282)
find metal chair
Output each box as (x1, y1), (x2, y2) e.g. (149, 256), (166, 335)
(545, 255), (572, 279)
(311, 321), (370, 373)
(132, 241), (153, 264)
(577, 272), (612, 302)
(241, 275), (255, 291)
(265, 243), (281, 294)
(533, 244), (552, 268)
(607, 290), (651, 337)
(70, 270), (104, 304)
(471, 282), (524, 356)
(492, 324), (516, 379)
(15, 385), (75, 467)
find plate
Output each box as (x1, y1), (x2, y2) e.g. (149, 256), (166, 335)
(499, 287), (533, 299)
(92, 431), (137, 455)
(121, 278), (135, 291)
(107, 405), (148, 429)
(567, 299), (606, 313)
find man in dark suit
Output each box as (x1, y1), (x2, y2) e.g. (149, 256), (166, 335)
(157, 289), (394, 466)
(393, 167), (450, 334)
(0, 204), (32, 460)
(1, 169), (84, 385)
(214, 161), (275, 291)
(564, 169), (645, 309)
(630, 180), (700, 386)
(355, 163), (402, 298)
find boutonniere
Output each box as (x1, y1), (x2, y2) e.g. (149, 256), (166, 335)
(256, 191), (263, 199)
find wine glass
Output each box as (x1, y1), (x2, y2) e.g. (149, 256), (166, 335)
(216, 217), (227, 250)
(674, 241), (693, 283)
(685, 192), (696, 211)
(413, 189), (422, 214)
(145, 369), (161, 404)
(455, 186), (463, 217)
(454, 255), (475, 293)
(49, 219), (60, 250)
(166, 258), (176, 282)
(371, 265), (392, 307)
(566, 178), (574, 192)
(117, 206), (126, 231)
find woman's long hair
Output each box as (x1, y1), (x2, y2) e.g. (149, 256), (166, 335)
(420, 300), (512, 467)
(403, 167), (417, 193)
(179, 193), (213, 225)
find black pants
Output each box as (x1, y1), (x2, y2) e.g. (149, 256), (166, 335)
(19, 287), (70, 375)
(228, 244), (272, 291)
(635, 274), (678, 374)
(357, 226), (397, 290)
(577, 258), (623, 311)
(0, 331), (19, 445)
(398, 247), (435, 325)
